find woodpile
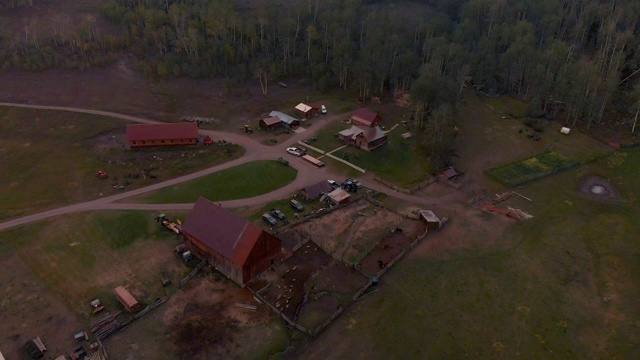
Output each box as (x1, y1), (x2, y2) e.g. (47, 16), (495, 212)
(90, 311), (122, 340)
(395, 93), (411, 107)
(180, 116), (218, 124)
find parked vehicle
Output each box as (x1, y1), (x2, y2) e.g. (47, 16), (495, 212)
(327, 180), (339, 189)
(346, 178), (363, 189)
(321, 105), (327, 114)
(270, 209), (286, 220)
(286, 147), (304, 156)
(262, 213), (277, 226)
(290, 199), (304, 212)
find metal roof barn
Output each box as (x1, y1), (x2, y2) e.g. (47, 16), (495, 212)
(182, 197), (281, 286)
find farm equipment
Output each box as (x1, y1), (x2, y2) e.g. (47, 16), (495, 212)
(243, 125), (253, 133)
(277, 157), (289, 166)
(155, 214), (182, 234)
(95, 171), (108, 179)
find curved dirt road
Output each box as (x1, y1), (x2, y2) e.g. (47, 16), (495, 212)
(0, 103), (360, 230)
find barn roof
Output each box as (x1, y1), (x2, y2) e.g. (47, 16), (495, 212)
(125, 123), (199, 141)
(301, 181), (334, 199)
(419, 210), (440, 223)
(327, 188), (350, 203)
(351, 108), (379, 126)
(358, 126), (386, 142)
(182, 197), (264, 267)
(261, 116), (282, 126)
(114, 286), (138, 308)
(338, 125), (363, 139)
(269, 111), (299, 125)
(295, 103), (317, 113)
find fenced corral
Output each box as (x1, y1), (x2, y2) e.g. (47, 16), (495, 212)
(373, 176), (436, 194)
(179, 260), (206, 288)
(246, 240), (370, 337)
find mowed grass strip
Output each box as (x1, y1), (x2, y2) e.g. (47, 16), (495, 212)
(488, 151), (577, 186)
(136, 160), (297, 203)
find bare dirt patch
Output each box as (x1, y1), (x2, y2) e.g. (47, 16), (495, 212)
(248, 241), (368, 330)
(292, 200), (424, 263)
(0, 253), (83, 360)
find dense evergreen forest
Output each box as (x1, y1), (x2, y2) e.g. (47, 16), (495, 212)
(2, 0), (640, 133)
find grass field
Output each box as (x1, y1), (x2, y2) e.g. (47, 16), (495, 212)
(488, 151), (578, 186)
(300, 148), (640, 359)
(0, 107), (245, 220)
(0, 210), (289, 359)
(0, 211), (185, 318)
(130, 160), (297, 203)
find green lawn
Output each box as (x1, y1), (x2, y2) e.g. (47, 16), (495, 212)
(300, 149), (640, 358)
(309, 119), (431, 187)
(0, 107), (245, 220)
(0, 211), (184, 318)
(488, 151), (578, 186)
(131, 160), (297, 203)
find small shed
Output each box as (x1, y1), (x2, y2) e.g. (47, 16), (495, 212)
(419, 210), (441, 231)
(260, 116), (282, 129)
(298, 181), (334, 201)
(327, 188), (351, 205)
(114, 286), (141, 313)
(295, 103), (320, 118)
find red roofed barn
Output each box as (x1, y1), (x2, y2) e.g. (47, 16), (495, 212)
(126, 123), (199, 148)
(351, 108), (381, 128)
(182, 197), (281, 286)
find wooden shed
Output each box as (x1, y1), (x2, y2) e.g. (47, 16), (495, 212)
(298, 181), (334, 201)
(327, 188), (351, 205)
(419, 210), (441, 231)
(114, 286), (141, 313)
(260, 116), (282, 129)
(182, 197), (281, 286)
(295, 103), (320, 118)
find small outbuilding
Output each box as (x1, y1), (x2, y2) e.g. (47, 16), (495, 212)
(260, 116), (282, 130)
(298, 181), (334, 201)
(269, 111), (300, 128)
(418, 210), (441, 231)
(327, 188), (351, 206)
(182, 197), (281, 286)
(351, 108), (381, 128)
(114, 286), (141, 313)
(126, 123), (199, 148)
(295, 103), (320, 118)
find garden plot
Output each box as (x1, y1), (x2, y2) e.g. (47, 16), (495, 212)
(487, 151), (577, 186)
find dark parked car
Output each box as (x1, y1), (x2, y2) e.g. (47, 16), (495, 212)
(290, 199), (304, 212)
(270, 209), (286, 220)
(262, 213), (277, 226)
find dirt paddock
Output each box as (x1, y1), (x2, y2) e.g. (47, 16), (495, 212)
(248, 241), (369, 331)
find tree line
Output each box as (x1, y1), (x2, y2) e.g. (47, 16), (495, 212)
(1, 0), (639, 134)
